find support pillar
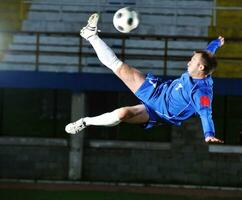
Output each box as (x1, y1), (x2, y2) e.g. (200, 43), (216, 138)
(68, 93), (86, 180)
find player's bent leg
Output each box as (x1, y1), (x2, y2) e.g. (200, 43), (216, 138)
(65, 104), (148, 135)
(88, 35), (145, 93)
(114, 63), (145, 93)
(81, 13), (123, 72)
(116, 104), (148, 124)
(80, 13), (145, 93)
(65, 110), (121, 134)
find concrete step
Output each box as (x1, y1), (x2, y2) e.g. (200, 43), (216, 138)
(38, 55), (79, 65)
(3, 53), (79, 65)
(22, 20), (208, 36)
(0, 63), (36, 71)
(27, 11), (211, 26)
(29, 0), (212, 16)
(81, 66), (111, 74)
(10, 44), (80, 53)
(13, 34), (37, 44)
(9, 44), (36, 51)
(0, 62), (79, 72)
(81, 66), (165, 76)
(39, 35), (80, 45)
(3, 53), (36, 63)
(38, 64), (79, 72)
(13, 34), (80, 45)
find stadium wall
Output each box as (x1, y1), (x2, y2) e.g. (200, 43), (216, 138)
(82, 118), (242, 186)
(0, 117), (242, 186)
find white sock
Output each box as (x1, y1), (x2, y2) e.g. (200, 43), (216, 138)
(88, 35), (123, 72)
(83, 110), (121, 127)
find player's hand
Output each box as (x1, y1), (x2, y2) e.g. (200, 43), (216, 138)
(205, 136), (224, 143)
(218, 36), (224, 47)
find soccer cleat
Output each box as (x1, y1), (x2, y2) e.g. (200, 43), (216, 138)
(80, 13), (100, 40)
(65, 118), (86, 134)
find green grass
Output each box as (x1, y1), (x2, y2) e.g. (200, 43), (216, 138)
(0, 189), (242, 200)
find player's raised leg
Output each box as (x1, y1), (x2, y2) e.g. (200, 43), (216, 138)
(65, 104), (148, 134)
(80, 13), (145, 93)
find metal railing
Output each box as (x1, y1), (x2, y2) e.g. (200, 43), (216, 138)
(0, 30), (242, 76)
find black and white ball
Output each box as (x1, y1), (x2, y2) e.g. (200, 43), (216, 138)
(113, 7), (139, 33)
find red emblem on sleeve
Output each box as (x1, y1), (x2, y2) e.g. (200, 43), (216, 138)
(200, 96), (210, 107)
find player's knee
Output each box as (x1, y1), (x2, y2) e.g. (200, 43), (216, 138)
(114, 62), (127, 76)
(116, 107), (132, 121)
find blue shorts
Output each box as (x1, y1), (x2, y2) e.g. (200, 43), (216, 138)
(135, 73), (169, 129)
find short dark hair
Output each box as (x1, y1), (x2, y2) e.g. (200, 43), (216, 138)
(195, 50), (217, 75)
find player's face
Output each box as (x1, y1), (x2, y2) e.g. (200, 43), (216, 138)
(187, 53), (204, 77)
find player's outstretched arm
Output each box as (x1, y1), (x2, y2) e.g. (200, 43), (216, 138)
(199, 109), (224, 144)
(218, 36), (225, 46)
(206, 36), (225, 54)
(192, 89), (224, 143)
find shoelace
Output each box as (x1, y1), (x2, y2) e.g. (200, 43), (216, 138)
(72, 121), (86, 134)
(85, 25), (100, 32)
(86, 25), (96, 31)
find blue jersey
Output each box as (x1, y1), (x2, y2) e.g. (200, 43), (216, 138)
(136, 73), (214, 138)
(135, 39), (221, 139)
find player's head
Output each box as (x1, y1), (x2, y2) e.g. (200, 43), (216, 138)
(187, 50), (217, 78)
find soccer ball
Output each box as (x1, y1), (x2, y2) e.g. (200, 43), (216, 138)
(113, 7), (139, 33)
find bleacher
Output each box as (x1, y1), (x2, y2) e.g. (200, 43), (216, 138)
(0, 0), (214, 76)
(22, 0), (212, 35)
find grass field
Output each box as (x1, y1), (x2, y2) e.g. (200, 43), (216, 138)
(1, 189), (242, 200)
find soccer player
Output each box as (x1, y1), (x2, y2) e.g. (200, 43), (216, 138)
(65, 13), (224, 143)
